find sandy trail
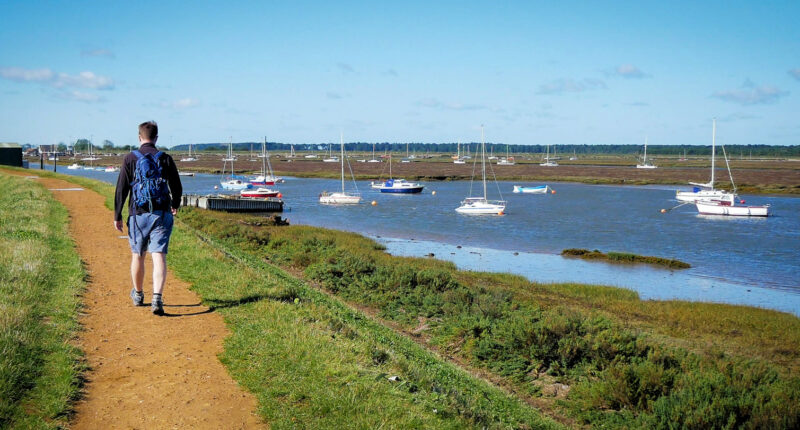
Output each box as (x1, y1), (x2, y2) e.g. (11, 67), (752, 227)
(33, 175), (263, 429)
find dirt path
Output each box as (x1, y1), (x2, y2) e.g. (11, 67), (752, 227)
(33, 175), (263, 429)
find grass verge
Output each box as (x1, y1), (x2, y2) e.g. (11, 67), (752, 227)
(561, 248), (691, 269)
(0, 173), (86, 429)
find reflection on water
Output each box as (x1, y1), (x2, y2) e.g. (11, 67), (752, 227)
(40, 164), (800, 315)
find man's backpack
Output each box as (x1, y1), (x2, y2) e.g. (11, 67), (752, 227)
(131, 150), (170, 211)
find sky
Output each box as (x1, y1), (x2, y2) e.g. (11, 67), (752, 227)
(1, 0), (799, 148)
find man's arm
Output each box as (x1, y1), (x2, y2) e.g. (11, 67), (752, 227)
(113, 155), (131, 229)
(165, 155), (183, 213)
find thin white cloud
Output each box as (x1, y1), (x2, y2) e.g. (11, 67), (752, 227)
(609, 64), (650, 79)
(55, 71), (114, 89)
(536, 78), (606, 95)
(161, 98), (200, 109)
(789, 69), (800, 81)
(711, 80), (788, 105)
(0, 66), (113, 89)
(55, 90), (105, 103)
(0, 67), (54, 82)
(416, 98), (487, 111)
(81, 49), (115, 58)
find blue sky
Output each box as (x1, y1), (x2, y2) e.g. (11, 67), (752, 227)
(1, 1), (798, 148)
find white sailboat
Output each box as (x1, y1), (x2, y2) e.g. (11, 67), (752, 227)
(368, 143), (381, 163)
(694, 126), (769, 217)
(539, 143), (558, 167)
(180, 143), (197, 162)
(453, 141), (466, 164)
(322, 142), (339, 163)
(320, 134), (362, 204)
(221, 137), (236, 162)
(636, 137), (657, 169)
(456, 127), (507, 215)
(220, 139), (251, 190)
(676, 120), (734, 203)
(250, 137), (283, 185)
(497, 144), (515, 165)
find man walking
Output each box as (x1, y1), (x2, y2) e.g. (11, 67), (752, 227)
(114, 121), (182, 315)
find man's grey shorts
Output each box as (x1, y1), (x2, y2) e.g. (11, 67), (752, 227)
(128, 210), (173, 255)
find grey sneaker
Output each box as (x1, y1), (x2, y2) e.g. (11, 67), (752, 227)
(130, 288), (144, 306)
(151, 296), (164, 316)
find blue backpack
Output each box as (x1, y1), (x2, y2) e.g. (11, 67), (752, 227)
(131, 150), (170, 211)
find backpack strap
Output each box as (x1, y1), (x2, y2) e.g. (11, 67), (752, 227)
(133, 150), (144, 159)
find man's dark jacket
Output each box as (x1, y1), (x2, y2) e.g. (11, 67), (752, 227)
(114, 142), (182, 221)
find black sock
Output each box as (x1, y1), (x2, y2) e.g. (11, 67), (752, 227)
(153, 293), (162, 302)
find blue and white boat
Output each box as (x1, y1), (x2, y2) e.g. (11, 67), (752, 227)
(370, 155), (424, 193)
(376, 178), (424, 194)
(513, 185), (549, 194)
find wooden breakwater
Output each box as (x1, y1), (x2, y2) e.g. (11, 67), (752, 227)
(182, 194), (283, 212)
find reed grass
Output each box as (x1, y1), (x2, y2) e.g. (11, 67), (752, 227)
(0, 173), (86, 429)
(561, 248), (691, 269)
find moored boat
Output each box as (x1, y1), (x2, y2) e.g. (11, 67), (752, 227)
(695, 200), (770, 217)
(67, 163), (82, 170)
(513, 185), (549, 194)
(320, 133), (361, 205)
(240, 187), (280, 198)
(455, 126), (506, 215)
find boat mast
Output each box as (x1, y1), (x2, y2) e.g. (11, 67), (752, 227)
(262, 137), (267, 177)
(643, 137), (648, 164)
(481, 126), (487, 200)
(711, 119), (716, 187)
(340, 132), (345, 193)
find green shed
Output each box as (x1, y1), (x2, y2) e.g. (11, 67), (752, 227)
(0, 143), (23, 167)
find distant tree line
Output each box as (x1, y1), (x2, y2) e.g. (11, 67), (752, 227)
(174, 142), (800, 157)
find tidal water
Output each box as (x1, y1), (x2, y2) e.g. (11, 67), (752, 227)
(41, 164), (800, 315)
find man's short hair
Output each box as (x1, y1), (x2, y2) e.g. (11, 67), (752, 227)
(139, 121), (158, 141)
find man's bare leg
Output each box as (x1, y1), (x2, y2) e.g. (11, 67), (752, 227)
(151, 252), (167, 295)
(131, 253), (145, 293)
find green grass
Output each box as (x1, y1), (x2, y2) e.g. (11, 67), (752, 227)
(178, 208), (800, 428)
(0, 173), (86, 429)
(167, 223), (560, 429)
(561, 248), (691, 269)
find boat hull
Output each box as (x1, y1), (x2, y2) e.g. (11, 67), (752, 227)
(220, 180), (252, 190)
(240, 188), (279, 198)
(513, 185), (548, 194)
(696, 201), (770, 217)
(319, 192), (361, 204)
(676, 189), (733, 203)
(379, 187), (423, 193)
(455, 199), (506, 215)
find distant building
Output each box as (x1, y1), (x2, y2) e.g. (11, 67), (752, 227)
(0, 143), (23, 167)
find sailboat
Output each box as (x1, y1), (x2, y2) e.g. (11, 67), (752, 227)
(180, 143), (197, 162)
(453, 141), (466, 164)
(455, 127), (507, 215)
(250, 137), (283, 185)
(368, 143), (381, 163)
(370, 155), (424, 193)
(81, 141), (100, 169)
(539, 143), (558, 167)
(636, 137), (657, 169)
(221, 137), (236, 162)
(322, 142), (339, 162)
(319, 134), (362, 204)
(497, 144), (515, 165)
(694, 124), (769, 217)
(676, 120), (734, 203)
(220, 139), (251, 190)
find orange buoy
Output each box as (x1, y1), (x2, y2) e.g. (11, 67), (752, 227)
(371, 200), (377, 206)
(277, 193), (283, 198)
(660, 209), (667, 213)
(432, 191), (436, 196)
(551, 190), (556, 194)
